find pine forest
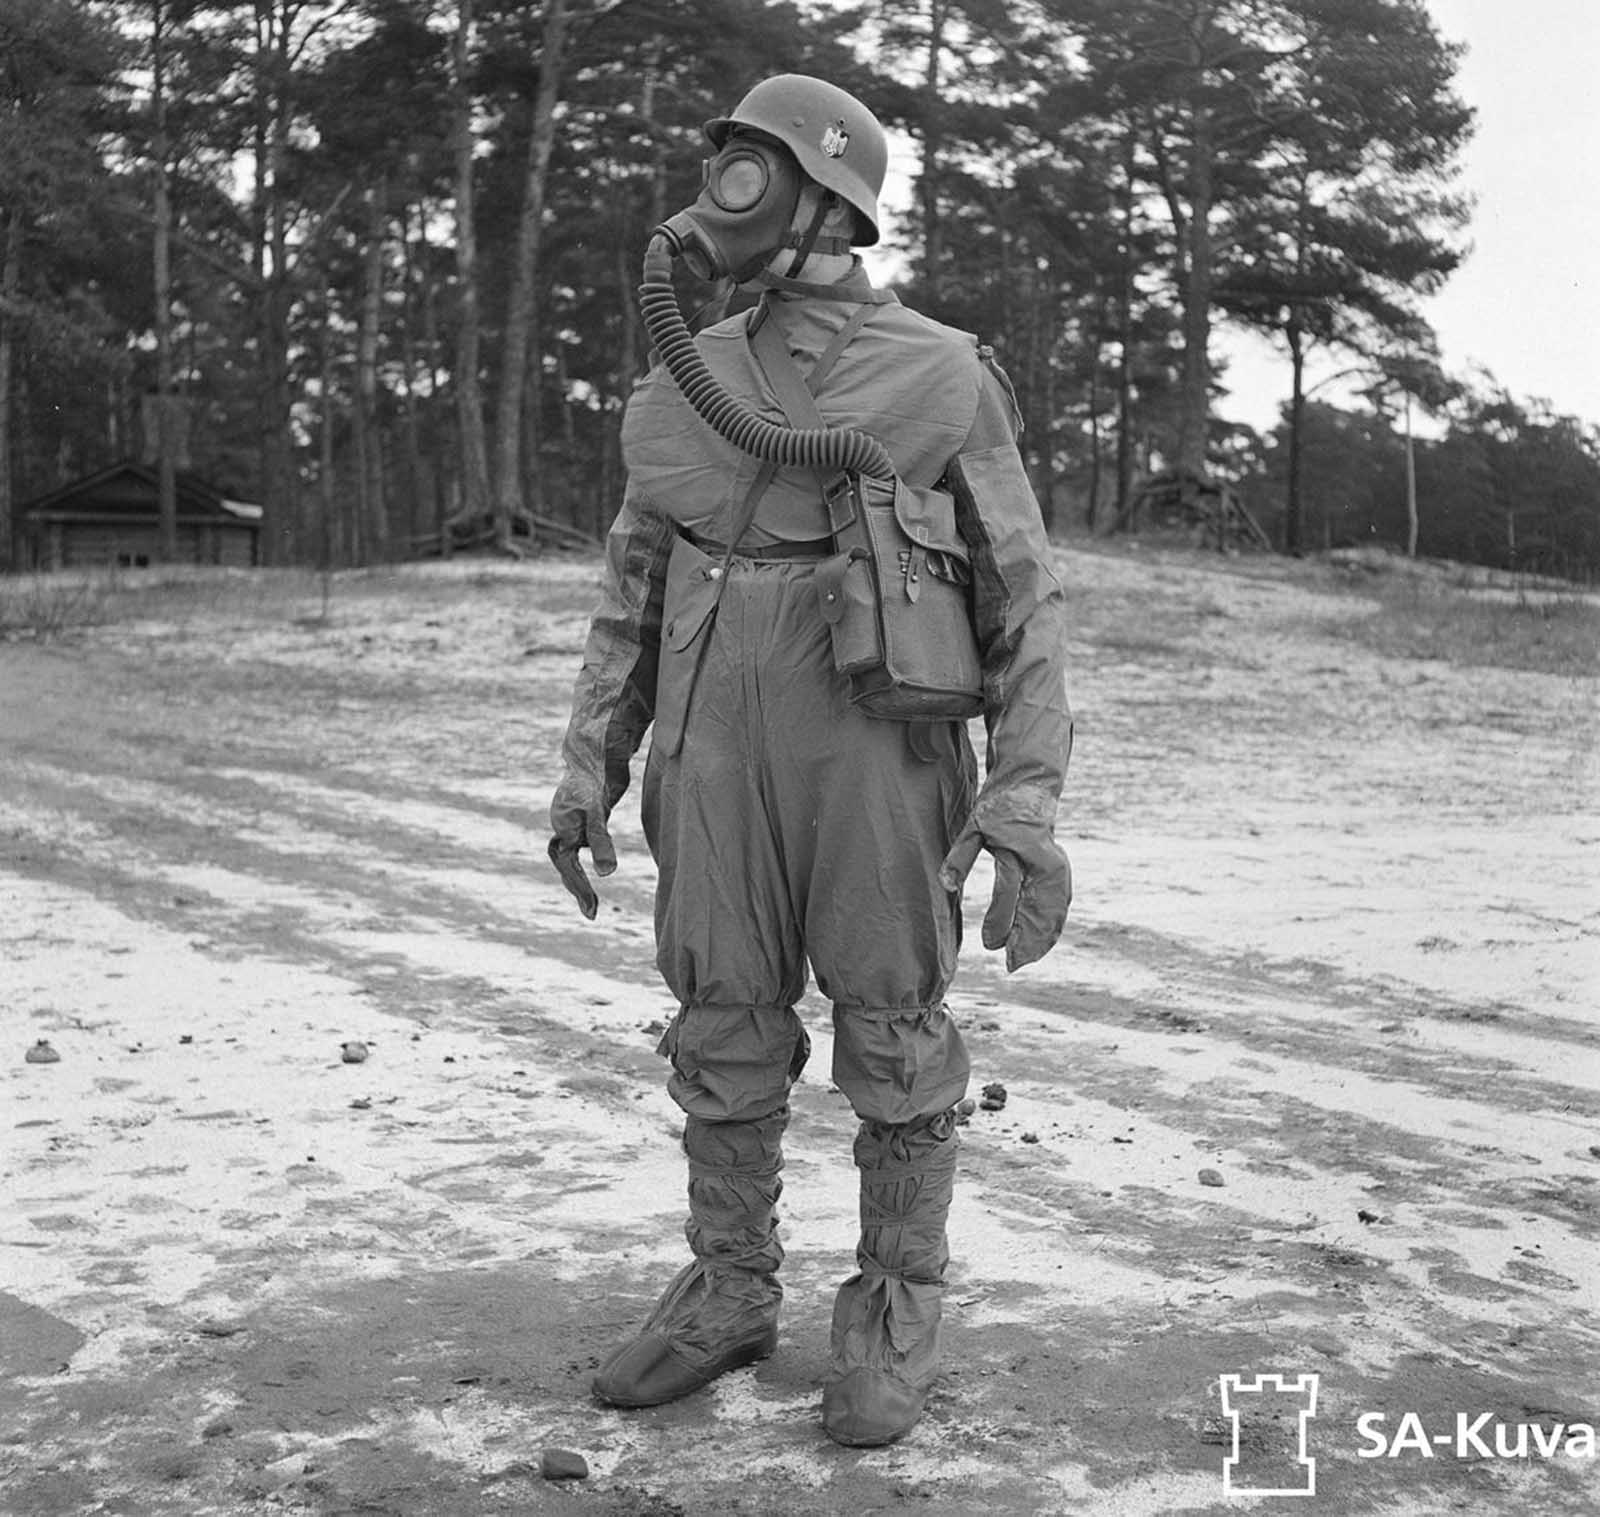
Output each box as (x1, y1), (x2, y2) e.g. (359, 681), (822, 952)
(3, 0), (1597, 578)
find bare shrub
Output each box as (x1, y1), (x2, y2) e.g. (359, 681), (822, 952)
(0, 574), (111, 640)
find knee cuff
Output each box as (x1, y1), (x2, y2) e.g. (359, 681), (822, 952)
(830, 1001), (970, 1127)
(660, 1004), (811, 1123)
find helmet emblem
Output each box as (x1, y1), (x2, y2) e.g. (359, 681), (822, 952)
(820, 121), (849, 158)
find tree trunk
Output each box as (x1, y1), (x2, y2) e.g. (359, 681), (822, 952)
(1285, 318), (1305, 555)
(0, 212), (18, 569)
(256, 5), (297, 563)
(603, 186), (635, 533)
(318, 293), (337, 570)
(1086, 315), (1103, 533)
(250, 1), (296, 566)
(492, 0), (569, 549)
(452, 0), (491, 532)
(1039, 279), (1057, 531)
(919, 0), (946, 304)
(600, 41), (659, 536)
(419, 215), (450, 556)
(398, 202), (425, 550)
(152, 0), (178, 562)
(1174, 91), (1214, 500)
(1404, 390), (1419, 557)
(1113, 131), (1135, 528)
(355, 178), (388, 562)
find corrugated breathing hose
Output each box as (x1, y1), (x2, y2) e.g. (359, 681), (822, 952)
(638, 234), (895, 480)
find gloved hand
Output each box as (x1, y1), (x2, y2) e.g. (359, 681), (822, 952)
(939, 812), (1071, 972)
(548, 774), (617, 920)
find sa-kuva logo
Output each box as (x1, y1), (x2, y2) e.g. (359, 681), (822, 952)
(1219, 1373), (1319, 1497)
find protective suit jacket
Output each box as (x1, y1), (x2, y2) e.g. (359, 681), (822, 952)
(556, 264), (1070, 1125)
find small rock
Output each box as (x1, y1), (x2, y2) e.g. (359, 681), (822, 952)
(340, 1041), (369, 1064)
(24, 1039), (60, 1065)
(179, 1034), (194, 1045)
(1198, 1168), (1225, 1188)
(540, 1448), (589, 1482)
(262, 1451), (310, 1481)
(1357, 1208), (1382, 1224)
(146, 1451), (202, 1483)
(979, 1082), (1008, 1111)
(1020, 1132), (1039, 1145)
(1588, 1145), (1600, 1160)
(956, 1098), (977, 1117)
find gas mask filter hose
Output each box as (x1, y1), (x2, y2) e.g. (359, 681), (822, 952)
(638, 233), (894, 479)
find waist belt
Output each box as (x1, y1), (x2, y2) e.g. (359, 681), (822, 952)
(683, 528), (834, 562)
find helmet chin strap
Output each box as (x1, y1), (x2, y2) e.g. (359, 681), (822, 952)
(726, 193), (843, 288)
(747, 192), (854, 306)
(779, 192), (840, 278)
(785, 230), (852, 258)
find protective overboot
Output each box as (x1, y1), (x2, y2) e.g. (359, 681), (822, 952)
(592, 1109), (786, 1407)
(822, 1109), (958, 1446)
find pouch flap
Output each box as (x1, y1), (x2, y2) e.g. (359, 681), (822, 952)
(891, 480), (968, 558)
(663, 533), (723, 652)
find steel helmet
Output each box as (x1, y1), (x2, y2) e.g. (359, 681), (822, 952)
(704, 74), (887, 247)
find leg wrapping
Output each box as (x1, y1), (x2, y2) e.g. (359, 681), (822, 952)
(823, 1109), (959, 1446)
(591, 1110), (788, 1408)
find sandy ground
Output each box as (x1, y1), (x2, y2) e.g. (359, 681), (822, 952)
(1, 540), (1596, 1516)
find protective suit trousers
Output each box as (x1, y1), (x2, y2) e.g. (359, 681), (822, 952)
(642, 556), (976, 1126)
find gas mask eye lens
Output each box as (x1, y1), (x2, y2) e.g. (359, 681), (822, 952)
(709, 152), (769, 212)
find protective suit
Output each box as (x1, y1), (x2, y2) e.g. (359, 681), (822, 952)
(550, 74), (1071, 1448)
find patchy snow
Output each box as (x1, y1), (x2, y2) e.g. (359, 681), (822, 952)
(2, 544), (1597, 1516)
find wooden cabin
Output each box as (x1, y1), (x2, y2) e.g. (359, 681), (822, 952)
(15, 463), (263, 572)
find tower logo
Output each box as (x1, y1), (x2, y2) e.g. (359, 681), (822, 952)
(1218, 1372), (1320, 1497)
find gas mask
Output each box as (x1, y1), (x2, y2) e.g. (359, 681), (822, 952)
(636, 74), (892, 477)
(656, 136), (806, 285)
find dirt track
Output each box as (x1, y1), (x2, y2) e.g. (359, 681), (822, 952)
(2, 543), (1597, 1516)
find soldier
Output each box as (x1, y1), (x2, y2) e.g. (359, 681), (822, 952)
(549, 74), (1071, 1447)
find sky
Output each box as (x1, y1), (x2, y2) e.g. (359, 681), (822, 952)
(1222, 0), (1600, 433)
(865, 0), (1600, 435)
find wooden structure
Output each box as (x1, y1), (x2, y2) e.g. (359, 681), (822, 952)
(14, 463), (263, 572)
(1122, 471), (1274, 552)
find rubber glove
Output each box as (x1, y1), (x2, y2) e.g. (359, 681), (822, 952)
(939, 812), (1071, 972)
(548, 774), (617, 920)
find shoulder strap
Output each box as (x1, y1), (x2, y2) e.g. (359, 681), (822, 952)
(749, 298), (873, 431)
(723, 297), (878, 552)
